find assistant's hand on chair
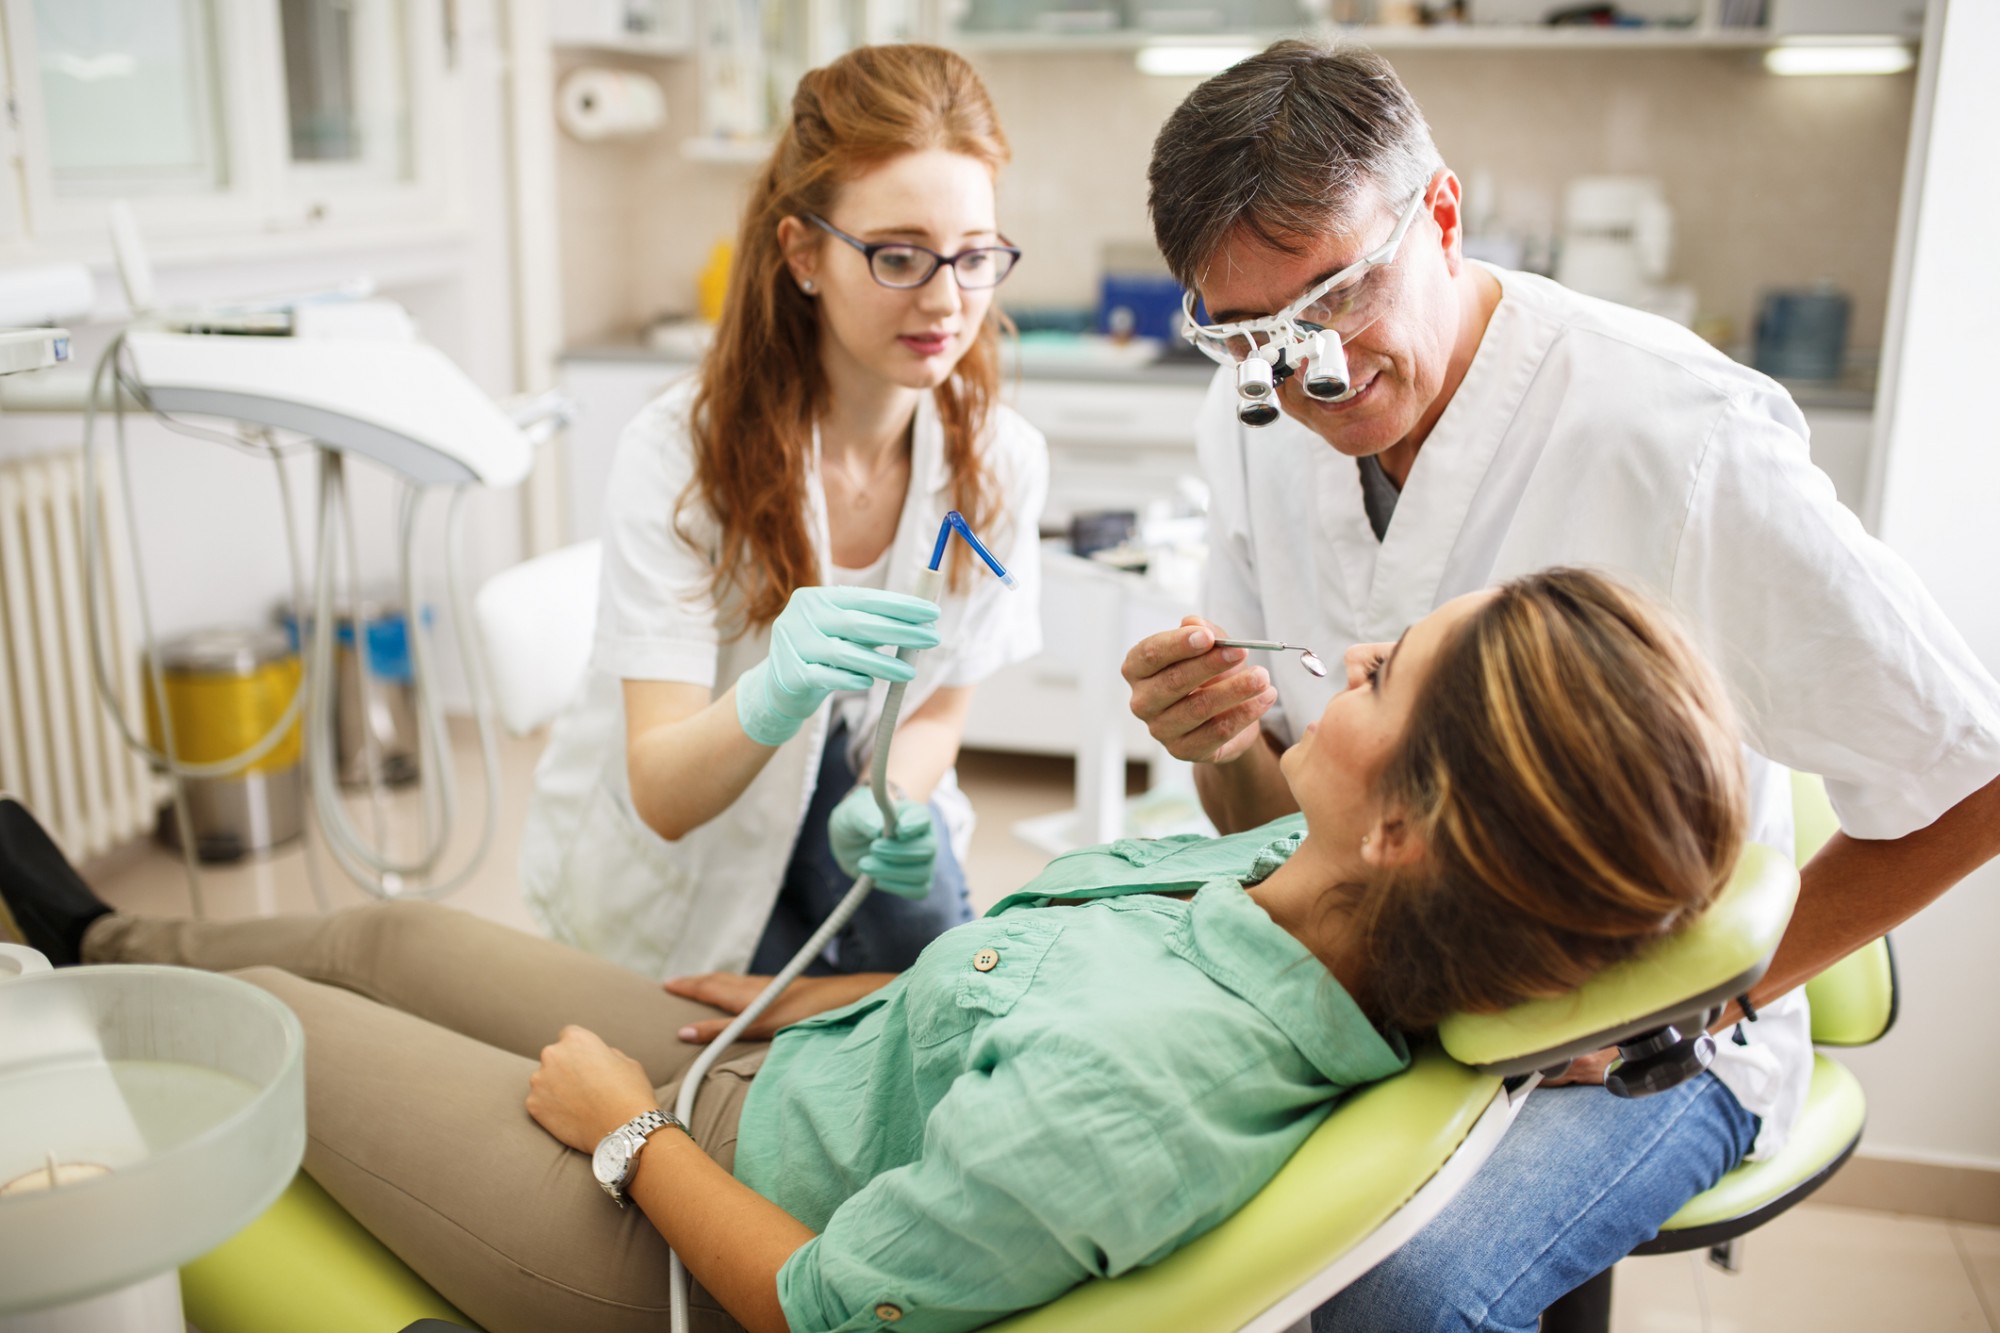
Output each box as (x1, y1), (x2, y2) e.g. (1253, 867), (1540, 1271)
(828, 786), (938, 899)
(526, 1025), (660, 1153)
(735, 587), (940, 746)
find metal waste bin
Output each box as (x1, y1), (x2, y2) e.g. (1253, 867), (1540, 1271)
(145, 628), (304, 861)
(283, 602), (426, 789)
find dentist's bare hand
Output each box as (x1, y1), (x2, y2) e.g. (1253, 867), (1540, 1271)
(665, 972), (898, 1043)
(1123, 616), (1276, 765)
(1543, 1046), (1617, 1087)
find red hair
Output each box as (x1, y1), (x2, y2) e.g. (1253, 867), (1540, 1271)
(681, 44), (1011, 632)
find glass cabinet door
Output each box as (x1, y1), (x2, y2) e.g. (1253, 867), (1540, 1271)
(30, 0), (230, 197)
(279, 0), (413, 186)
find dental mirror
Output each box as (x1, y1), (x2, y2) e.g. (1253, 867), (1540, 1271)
(1214, 638), (1328, 678)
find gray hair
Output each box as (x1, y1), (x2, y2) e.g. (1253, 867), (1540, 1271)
(1147, 40), (1441, 288)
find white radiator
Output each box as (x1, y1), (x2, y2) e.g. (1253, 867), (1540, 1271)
(0, 449), (159, 861)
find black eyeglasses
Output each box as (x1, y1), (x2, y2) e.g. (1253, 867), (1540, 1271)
(806, 214), (1021, 290)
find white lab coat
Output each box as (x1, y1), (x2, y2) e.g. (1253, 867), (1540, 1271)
(1199, 263), (2000, 1157)
(521, 379), (1048, 979)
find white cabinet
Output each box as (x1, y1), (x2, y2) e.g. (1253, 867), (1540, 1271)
(958, 543), (1186, 759)
(1799, 406), (1875, 517)
(964, 371), (1210, 762)
(3, 0), (454, 245)
(557, 352), (694, 541)
(1006, 370), (1211, 527)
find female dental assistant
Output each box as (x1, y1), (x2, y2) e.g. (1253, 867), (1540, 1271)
(521, 46), (1046, 980)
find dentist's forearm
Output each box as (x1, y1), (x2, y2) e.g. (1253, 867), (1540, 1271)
(1193, 731), (1298, 834)
(1725, 772), (2000, 1022)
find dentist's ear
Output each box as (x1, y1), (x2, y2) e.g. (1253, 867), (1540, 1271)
(1361, 813), (1425, 872)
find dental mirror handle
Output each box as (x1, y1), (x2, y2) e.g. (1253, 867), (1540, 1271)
(1214, 637), (1301, 652)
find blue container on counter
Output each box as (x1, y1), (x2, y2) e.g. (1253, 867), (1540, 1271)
(1098, 273), (1188, 344)
(1754, 286), (1851, 382)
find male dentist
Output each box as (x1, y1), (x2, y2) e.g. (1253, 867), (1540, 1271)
(1123, 39), (2000, 1331)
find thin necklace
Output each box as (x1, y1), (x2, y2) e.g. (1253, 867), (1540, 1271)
(823, 438), (908, 510)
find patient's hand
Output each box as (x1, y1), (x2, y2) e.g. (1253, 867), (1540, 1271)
(665, 972), (897, 1044)
(1543, 1046), (1617, 1086)
(527, 1025), (660, 1153)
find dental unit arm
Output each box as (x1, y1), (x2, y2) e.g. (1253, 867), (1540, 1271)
(70, 217), (564, 906)
(665, 512), (1014, 1333)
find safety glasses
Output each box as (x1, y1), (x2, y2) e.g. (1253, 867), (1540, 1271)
(1181, 187), (1428, 366)
(807, 215), (1022, 291)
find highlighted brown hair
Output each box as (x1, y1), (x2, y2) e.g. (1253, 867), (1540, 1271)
(1356, 569), (1748, 1033)
(681, 45), (1009, 632)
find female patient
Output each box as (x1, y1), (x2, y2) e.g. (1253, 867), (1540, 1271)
(5, 570), (1746, 1333)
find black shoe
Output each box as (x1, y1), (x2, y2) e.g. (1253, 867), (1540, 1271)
(0, 797), (114, 966)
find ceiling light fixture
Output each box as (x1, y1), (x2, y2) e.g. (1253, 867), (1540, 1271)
(1764, 41), (1915, 77)
(1136, 45), (1257, 78)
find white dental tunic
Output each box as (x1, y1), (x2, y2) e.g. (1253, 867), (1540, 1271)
(1199, 263), (2000, 1158)
(521, 379), (1048, 979)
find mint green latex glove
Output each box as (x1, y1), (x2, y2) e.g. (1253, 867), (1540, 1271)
(734, 587), (940, 747)
(828, 786), (939, 901)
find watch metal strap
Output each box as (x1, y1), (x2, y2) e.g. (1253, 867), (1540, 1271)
(622, 1108), (676, 1144)
(604, 1108), (692, 1206)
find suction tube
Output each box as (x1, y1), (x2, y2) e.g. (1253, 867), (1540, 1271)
(667, 514), (1013, 1332)
(929, 510), (1016, 586)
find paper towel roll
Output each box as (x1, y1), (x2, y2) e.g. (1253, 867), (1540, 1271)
(558, 68), (666, 141)
(0, 262), (94, 325)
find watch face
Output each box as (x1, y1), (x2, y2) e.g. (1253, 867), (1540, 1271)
(592, 1132), (630, 1187)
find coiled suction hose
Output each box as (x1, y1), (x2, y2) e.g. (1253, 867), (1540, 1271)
(667, 514), (1011, 1333)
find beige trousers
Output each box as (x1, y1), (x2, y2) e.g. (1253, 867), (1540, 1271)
(86, 901), (759, 1333)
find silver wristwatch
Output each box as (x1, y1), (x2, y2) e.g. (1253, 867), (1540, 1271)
(591, 1108), (689, 1207)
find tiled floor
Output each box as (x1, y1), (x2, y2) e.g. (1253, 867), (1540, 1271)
(66, 725), (2000, 1333)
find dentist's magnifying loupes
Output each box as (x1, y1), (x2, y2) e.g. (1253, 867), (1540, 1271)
(1232, 328), (1355, 426)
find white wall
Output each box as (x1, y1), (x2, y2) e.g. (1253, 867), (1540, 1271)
(1839, 0), (2000, 1171)
(556, 46), (1916, 363)
(0, 0), (530, 710)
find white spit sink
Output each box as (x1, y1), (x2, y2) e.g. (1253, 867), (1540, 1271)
(0, 955), (304, 1330)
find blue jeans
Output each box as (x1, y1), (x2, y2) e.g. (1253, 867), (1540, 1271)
(749, 721), (973, 976)
(1313, 1072), (1760, 1333)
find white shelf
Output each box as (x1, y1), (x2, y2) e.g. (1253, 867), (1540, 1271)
(950, 23), (1786, 54)
(552, 38), (692, 58)
(680, 137), (777, 164)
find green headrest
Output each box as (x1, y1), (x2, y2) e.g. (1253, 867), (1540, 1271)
(1437, 842), (1800, 1077)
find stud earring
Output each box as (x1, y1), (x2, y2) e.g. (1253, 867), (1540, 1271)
(1361, 835), (1371, 848)
(800, 278), (816, 294)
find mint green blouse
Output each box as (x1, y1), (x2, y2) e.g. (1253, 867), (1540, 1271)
(733, 817), (1409, 1333)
